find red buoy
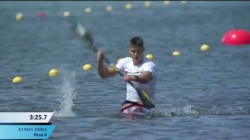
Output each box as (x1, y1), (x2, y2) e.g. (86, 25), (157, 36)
(38, 12), (45, 18)
(222, 29), (250, 46)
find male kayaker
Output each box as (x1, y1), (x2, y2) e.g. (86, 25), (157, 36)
(97, 36), (157, 116)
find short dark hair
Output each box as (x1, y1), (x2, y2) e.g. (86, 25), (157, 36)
(129, 36), (144, 49)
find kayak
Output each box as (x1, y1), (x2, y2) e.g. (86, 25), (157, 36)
(120, 112), (150, 119)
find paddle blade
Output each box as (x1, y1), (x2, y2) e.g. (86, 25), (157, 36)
(137, 89), (155, 108)
(72, 22), (94, 48)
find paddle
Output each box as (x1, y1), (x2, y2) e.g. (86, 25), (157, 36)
(71, 21), (155, 109)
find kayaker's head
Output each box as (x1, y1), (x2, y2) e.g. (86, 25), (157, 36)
(129, 36), (145, 65)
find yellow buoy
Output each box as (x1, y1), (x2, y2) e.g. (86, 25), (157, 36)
(83, 64), (92, 71)
(106, 6), (113, 11)
(172, 51), (181, 56)
(16, 13), (23, 21)
(145, 1), (151, 8)
(117, 58), (123, 63)
(49, 69), (58, 77)
(12, 76), (23, 83)
(200, 44), (210, 52)
(63, 11), (70, 17)
(146, 54), (154, 60)
(163, 1), (170, 6)
(125, 4), (132, 10)
(85, 7), (91, 13)
(181, 1), (187, 5)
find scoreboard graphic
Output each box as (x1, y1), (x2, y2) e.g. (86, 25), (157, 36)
(0, 112), (55, 139)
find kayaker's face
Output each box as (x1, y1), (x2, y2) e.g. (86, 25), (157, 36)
(129, 46), (144, 65)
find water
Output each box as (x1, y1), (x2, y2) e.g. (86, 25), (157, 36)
(0, 1), (250, 140)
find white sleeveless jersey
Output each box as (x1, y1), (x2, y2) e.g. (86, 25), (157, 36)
(116, 57), (157, 103)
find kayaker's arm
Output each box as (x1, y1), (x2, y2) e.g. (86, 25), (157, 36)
(123, 71), (152, 84)
(98, 62), (118, 78)
(97, 51), (118, 78)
